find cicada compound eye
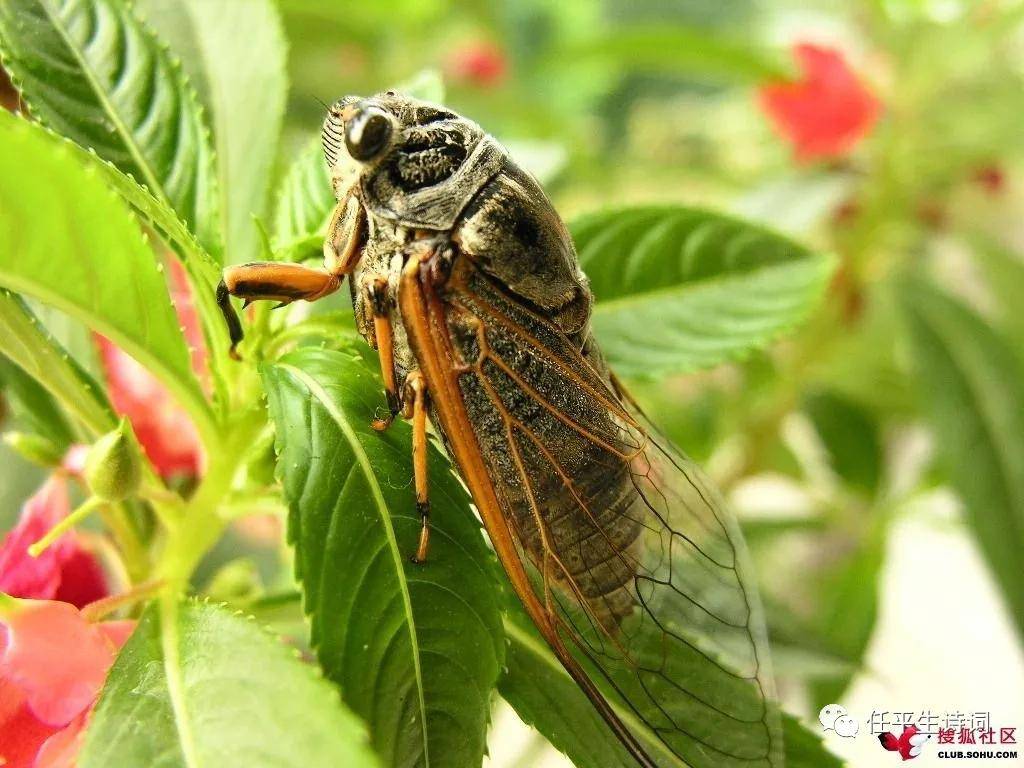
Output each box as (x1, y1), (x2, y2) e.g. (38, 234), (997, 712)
(345, 106), (393, 162)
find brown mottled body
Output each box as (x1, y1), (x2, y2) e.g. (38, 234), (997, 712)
(346, 144), (643, 627)
(219, 92), (781, 768)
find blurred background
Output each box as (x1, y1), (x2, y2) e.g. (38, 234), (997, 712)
(3, 1), (1024, 765)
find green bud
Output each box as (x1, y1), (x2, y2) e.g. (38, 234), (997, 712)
(205, 558), (262, 602)
(243, 429), (277, 487)
(3, 432), (64, 467)
(84, 419), (142, 502)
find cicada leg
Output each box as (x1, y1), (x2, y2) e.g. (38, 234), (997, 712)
(360, 270), (431, 561)
(218, 263), (340, 357)
(404, 370), (431, 564)
(218, 192), (365, 358)
(362, 273), (402, 431)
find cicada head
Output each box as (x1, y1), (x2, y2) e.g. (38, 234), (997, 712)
(322, 92), (502, 230)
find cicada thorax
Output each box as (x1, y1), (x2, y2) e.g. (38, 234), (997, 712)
(351, 96), (505, 232)
(342, 94), (503, 378)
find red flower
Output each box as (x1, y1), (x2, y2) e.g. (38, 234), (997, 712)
(0, 597), (134, 768)
(95, 260), (206, 479)
(759, 43), (880, 162)
(972, 164), (1007, 195)
(445, 40), (507, 87)
(0, 476), (107, 608)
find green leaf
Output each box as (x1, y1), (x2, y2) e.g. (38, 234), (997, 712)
(780, 714), (843, 768)
(757, 594), (860, 683)
(970, 234), (1024, 348)
(0, 0), (220, 254)
(0, 113), (215, 447)
(553, 26), (793, 83)
(0, 352), (76, 448)
(139, 0), (288, 264)
(79, 142), (220, 278)
(499, 614), (637, 768)
(500, 609), (840, 768)
(902, 280), (1024, 643)
(273, 136), (334, 262)
(0, 290), (115, 438)
(262, 346), (504, 768)
(9, 114), (222, 282)
(80, 600), (380, 768)
(808, 519), (886, 709)
(767, 639), (859, 682)
(803, 390), (883, 495)
(573, 206), (836, 379)
(265, 311), (359, 356)
(16, 114), (233, 410)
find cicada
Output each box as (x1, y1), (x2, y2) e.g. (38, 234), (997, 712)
(219, 92), (783, 768)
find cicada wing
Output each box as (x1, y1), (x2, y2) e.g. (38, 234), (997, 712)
(556, 384), (785, 768)
(400, 253), (783, 768)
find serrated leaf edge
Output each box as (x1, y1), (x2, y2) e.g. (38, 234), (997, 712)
(599, 253), (838, 379)
(0, 0), (224, 257)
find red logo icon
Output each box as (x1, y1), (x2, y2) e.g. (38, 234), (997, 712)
(878, 725), (932, 761)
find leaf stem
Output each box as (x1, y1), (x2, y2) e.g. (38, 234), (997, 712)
(81, 577), (165, 621)
(97, 502), (150, 582)
(156, 412), (265, 591)
(28, 495), (105, 556)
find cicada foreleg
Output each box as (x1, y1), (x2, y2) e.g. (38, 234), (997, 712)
(218, 263), (340, 358)
(217, 192), (364, 358)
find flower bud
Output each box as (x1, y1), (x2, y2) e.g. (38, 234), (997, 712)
(2, 432), (64, 467)
(84, 419), (142, 502)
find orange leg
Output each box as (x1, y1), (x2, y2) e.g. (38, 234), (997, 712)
(404, 371), (431, 563)
(218, 192), (365, 357)
(361, 274), (430, 560)
(218, 262), (339, 358)
(365, 274), (402, 431)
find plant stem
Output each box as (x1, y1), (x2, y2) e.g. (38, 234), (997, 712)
(28, 495), (105, 556)
(718, 306), (841, 491)
(156, 412), (265, 592)
(98, 502), (150, 583)
(81, 577), (165, 621)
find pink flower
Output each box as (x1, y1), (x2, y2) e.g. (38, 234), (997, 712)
(0, 476), (107, 608)
(758, 43), (880, 162)
(95, 259), (206, 479)
(445, 40), (507, 87)
(0, 598), (134, 768)
(167, 260), (208, 382)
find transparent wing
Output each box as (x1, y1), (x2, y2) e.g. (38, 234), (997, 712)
(440, 259), (783, 768)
